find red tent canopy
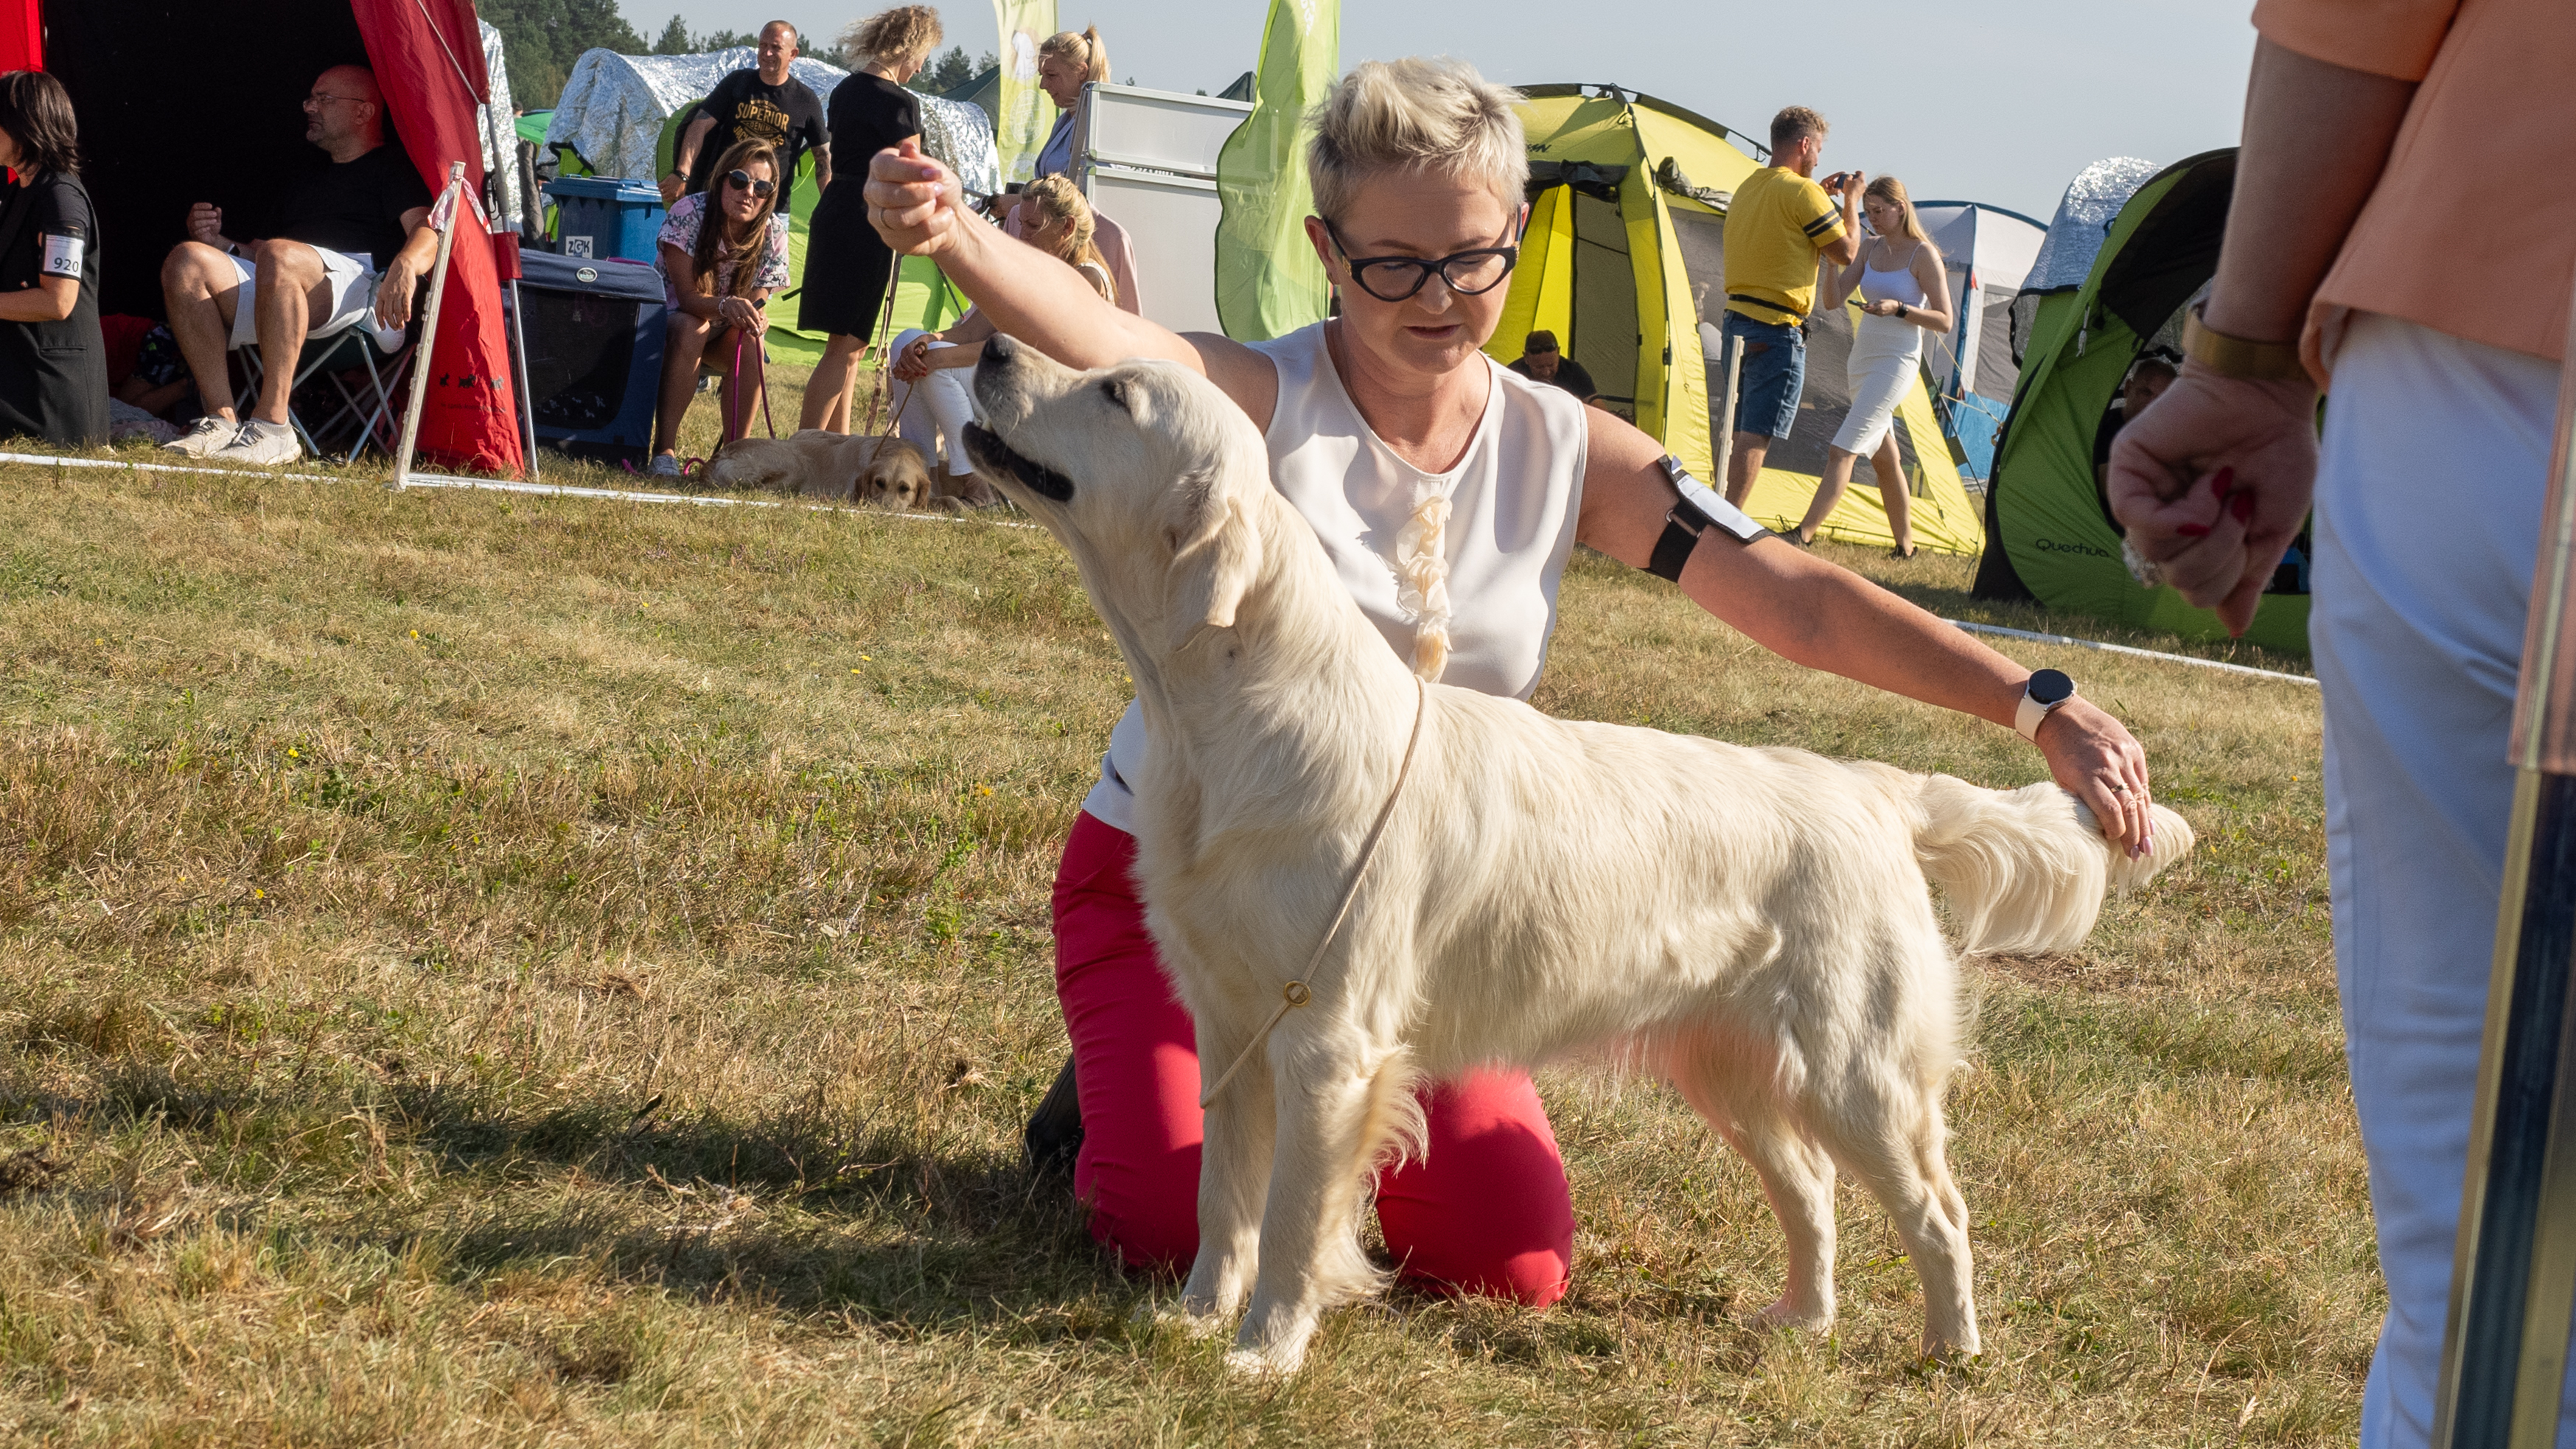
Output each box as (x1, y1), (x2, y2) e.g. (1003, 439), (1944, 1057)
(35, 0), (523, 475)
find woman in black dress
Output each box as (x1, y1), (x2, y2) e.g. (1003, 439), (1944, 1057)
(0, 70), (106, 448)
(797, 5), (941, 433)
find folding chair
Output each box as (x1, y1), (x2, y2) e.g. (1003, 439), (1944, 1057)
(233, 313), (417, 464)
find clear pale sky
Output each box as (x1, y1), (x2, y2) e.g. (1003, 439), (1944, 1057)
(618, 0), (2258, 221)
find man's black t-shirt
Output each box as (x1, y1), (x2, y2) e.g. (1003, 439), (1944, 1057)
(1509, 355), (1599, 400)
(683, 69), (828, 212)
(277, 144), (433, 271)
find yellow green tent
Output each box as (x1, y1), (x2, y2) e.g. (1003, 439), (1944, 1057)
(1492, 85), (1983, 556)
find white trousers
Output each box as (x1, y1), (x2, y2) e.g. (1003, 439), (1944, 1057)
(2311, 310), (2571, 1447)
(890, 327), (977, 477)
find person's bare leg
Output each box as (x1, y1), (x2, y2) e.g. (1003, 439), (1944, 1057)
(654, 314), (714, 458)
(1874, 433), (1914, 556)
(1795, 445), (1860, 545)
(161, 242), (246, 425)
(247, 240), (331, 425)
(827, 346), (868, 433)
(799, 333), (864, 433)
(1725, 432), (1770, 509)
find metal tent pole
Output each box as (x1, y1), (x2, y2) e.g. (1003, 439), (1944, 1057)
(2432, 279), (2576, 1449)
(391, 162), (467, 492)
(1712, 334), (1745, 499)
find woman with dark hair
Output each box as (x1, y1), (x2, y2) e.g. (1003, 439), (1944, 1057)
(649, 137), (791, 475)
(0, 70), (106, 447)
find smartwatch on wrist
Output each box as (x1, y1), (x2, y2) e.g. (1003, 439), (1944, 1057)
(2015, 668), (2076, 742)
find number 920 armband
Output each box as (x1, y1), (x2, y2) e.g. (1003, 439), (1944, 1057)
(1644, 455), (1772, 582)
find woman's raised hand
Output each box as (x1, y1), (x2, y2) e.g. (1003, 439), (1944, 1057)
(866, 139), (966, 259)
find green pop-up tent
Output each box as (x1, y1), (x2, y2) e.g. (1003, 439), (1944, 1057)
(1977, 148), (2311, 654)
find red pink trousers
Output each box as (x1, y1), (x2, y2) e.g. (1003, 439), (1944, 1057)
(1051, 809), (1575, 1305)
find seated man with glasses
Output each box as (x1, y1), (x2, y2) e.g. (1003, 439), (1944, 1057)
(1506, 329), (1598, 403)
(157, 66), (435, 465)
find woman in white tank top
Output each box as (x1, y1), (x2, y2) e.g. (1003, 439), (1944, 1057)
(1789, 176), (1956, 556)
(865, 60), (2160, 1300)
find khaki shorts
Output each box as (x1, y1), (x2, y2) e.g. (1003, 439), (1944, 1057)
(226, 243), (376, 348)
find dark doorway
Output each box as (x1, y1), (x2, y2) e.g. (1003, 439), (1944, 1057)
(46, 1), (376, 319)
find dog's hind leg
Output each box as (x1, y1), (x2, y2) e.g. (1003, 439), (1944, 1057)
(1179, 1017), (1276, 1333)
(1229, 1047), (1411, 1375)
(1799, 1055), (1980, 1361)
(1672, 1050), (1840, 1334)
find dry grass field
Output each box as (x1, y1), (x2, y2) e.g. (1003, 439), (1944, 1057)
(0, 373), (2362, 1445)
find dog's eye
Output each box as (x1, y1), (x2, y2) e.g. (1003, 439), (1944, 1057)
(1100, 378), (1131, 413)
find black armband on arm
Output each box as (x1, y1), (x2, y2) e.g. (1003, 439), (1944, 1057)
(1644, 455), (1771, 582)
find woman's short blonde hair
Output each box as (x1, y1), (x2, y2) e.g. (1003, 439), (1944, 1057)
(843, 5), (942, 68)
(1864, 175), (1931, 246)
(1038, 27), (1109, 86)
(1308, 57), (1526, 225)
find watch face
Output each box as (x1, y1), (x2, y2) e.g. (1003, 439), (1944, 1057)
(2028, 668), (2075, 706)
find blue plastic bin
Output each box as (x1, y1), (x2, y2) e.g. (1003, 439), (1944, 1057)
(543, 176), (666, 264)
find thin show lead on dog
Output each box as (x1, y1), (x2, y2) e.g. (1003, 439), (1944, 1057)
(868, 61), (2185, 1375)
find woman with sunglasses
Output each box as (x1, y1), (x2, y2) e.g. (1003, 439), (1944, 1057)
(650, 139), (792, 475)
(868, 57), (2163, 1307)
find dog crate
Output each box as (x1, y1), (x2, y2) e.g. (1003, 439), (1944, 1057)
(513, 252), (667, 467)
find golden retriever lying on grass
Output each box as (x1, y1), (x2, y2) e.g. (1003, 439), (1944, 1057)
(961, 335), (2191, 1375)
(703, 430), (933, 508)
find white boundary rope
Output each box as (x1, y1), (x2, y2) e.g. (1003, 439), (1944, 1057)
(0, 451), (1041, 530)
(1, 451), (2319, 683)
(1944, 618), (2318, 687)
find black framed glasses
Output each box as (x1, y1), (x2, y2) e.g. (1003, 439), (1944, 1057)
(725, 170), (777, 198)
(1320, 219), (1517, 303)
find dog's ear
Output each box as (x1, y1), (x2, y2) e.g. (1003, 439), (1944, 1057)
(1166, 467), (1263, 654)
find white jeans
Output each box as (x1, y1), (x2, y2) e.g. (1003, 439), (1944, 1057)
(890, 327), (977, 476)
(2311, 310), (2572, 1447)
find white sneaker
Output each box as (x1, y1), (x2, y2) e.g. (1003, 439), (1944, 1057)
(162, 416), (238, 457)
(647, 453), (682, 478)
(214, 419), (304, 467)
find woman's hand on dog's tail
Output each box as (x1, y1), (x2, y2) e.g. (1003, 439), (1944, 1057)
(865, 139), (966, 260)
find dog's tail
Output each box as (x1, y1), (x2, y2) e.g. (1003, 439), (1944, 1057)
(1876, 768), (2194, 956)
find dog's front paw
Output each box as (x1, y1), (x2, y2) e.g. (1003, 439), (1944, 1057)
(1130, 1295), (1232, 1340)
(1222, 1342), (1304, 1378)
(1751, 1295), (1833, 1333)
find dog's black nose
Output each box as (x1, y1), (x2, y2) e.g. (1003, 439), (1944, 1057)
(985, 332), (1022, 366)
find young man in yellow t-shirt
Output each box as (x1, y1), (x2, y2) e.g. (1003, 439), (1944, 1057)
(1717, 106), (1863, 507)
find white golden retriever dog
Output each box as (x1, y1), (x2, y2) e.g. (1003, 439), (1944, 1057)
(962, 334), (2191, 1374)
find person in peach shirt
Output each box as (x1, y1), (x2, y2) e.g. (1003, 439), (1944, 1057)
(2106, 3), (2574, 1442)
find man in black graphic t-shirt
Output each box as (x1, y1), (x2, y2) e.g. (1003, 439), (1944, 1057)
(158, 63), (436, 465)
(668, 21), (830, 212)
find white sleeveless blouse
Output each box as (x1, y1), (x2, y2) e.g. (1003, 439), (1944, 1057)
(1081, 321), (1590, 832)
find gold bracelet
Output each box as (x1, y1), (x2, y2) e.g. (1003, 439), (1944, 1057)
(2179, 303), (2308, 382)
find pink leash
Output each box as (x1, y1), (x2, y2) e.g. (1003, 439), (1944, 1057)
(724, 324), (775, 446)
